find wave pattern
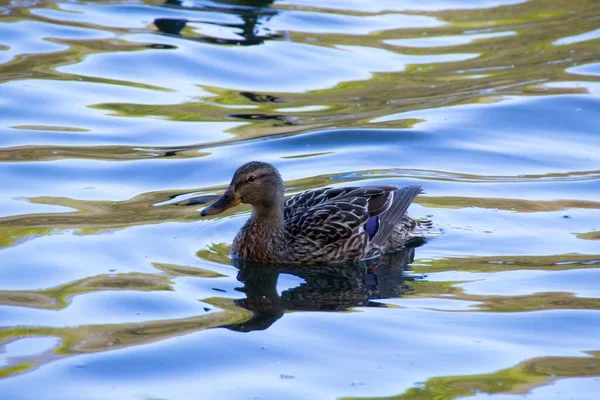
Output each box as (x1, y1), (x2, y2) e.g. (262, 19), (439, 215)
(1, 0), (600, 399)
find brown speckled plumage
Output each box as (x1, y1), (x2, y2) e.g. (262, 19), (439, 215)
(202, 161), (432, 264)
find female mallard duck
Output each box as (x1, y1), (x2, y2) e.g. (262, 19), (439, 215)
(201, 161), (431, 264)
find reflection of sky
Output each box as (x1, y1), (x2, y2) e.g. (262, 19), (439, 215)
(31, 3), (241, 29)
(26, 1), (474, 94)
(59, 34), (477, 93)
(0, 290), (213, 326)
(0, 306), (598, 400)
(568, 62), (600, 77)
(279, 0), (529, 13)
(374, 297), (480, 310)
(0, 337), (59, 367)
(31, 1), (445, 34)
(0, 200), (74, 218)
(553, 27), (600, 45)
(1, 1), (600, 397)
(0, 223), (220, 291)
(429, 268), (600, 298)
(0, 79), (240, 147)
(385, 31), (515, 48)
(268, 10), (445, 34)
(1, 94), (598, 205)
(371, 95), (600, 174)
(416, 206), (600, 259)
(466, 378), (600, 400)
(0, 21), (113, 65)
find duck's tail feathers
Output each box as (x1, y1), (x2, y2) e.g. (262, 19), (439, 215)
(371, 185), (422, 246)
(411, 219), (443, 240)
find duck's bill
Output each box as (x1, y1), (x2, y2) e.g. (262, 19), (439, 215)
(200, 192), (241, 216)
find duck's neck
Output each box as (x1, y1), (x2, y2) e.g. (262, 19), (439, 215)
(234, 198), (286, 262)
(233, 185), (287, 262)
(249, 198), (285, 232)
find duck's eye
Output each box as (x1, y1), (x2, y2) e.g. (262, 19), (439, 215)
(248, 175), (256, 183)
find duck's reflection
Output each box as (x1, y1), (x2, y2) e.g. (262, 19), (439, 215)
(226, 248), (419, 332)
(155, 0), (284, 46)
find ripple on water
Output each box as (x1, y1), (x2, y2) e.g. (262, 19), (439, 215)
(0, 337), (59, 368)
(0, 21), (114, 65)
(568, 62), (600, 77)
(384, 31), (516, 48)
(58, 34), (477, 93)
(1, 0), (600, 398)
(0, 290), (213, 326)
(1, 308), (599, 400)
(553, 28), (600, 45)
(428, 268), (600, 298)
(30, 3), (242, 29)
(278, 0), (529, 13)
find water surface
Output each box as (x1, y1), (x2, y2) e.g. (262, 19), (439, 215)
(1, 0), (600, 399)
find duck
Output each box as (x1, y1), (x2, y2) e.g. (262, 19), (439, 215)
(201, 161), (432, 264)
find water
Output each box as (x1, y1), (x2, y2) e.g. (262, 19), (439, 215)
(1, 0), (599, 398)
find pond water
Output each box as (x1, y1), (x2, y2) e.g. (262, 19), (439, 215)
(1, 0), (599, 399)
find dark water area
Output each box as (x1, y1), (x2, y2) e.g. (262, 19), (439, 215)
(1, 0), (600, 399)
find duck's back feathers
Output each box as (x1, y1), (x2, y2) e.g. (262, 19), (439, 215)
(285, 191), (369, 246)
(284, 186), (396, 222)
(282, 185), (421, 262)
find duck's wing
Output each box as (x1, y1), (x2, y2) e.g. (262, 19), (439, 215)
(284, 186), (397, 221)
(284, 186), (397, 246)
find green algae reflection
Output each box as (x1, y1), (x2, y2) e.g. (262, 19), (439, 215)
(344, 352), (600, 400)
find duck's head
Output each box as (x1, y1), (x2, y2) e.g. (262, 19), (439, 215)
(201, 161), (284, 216)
